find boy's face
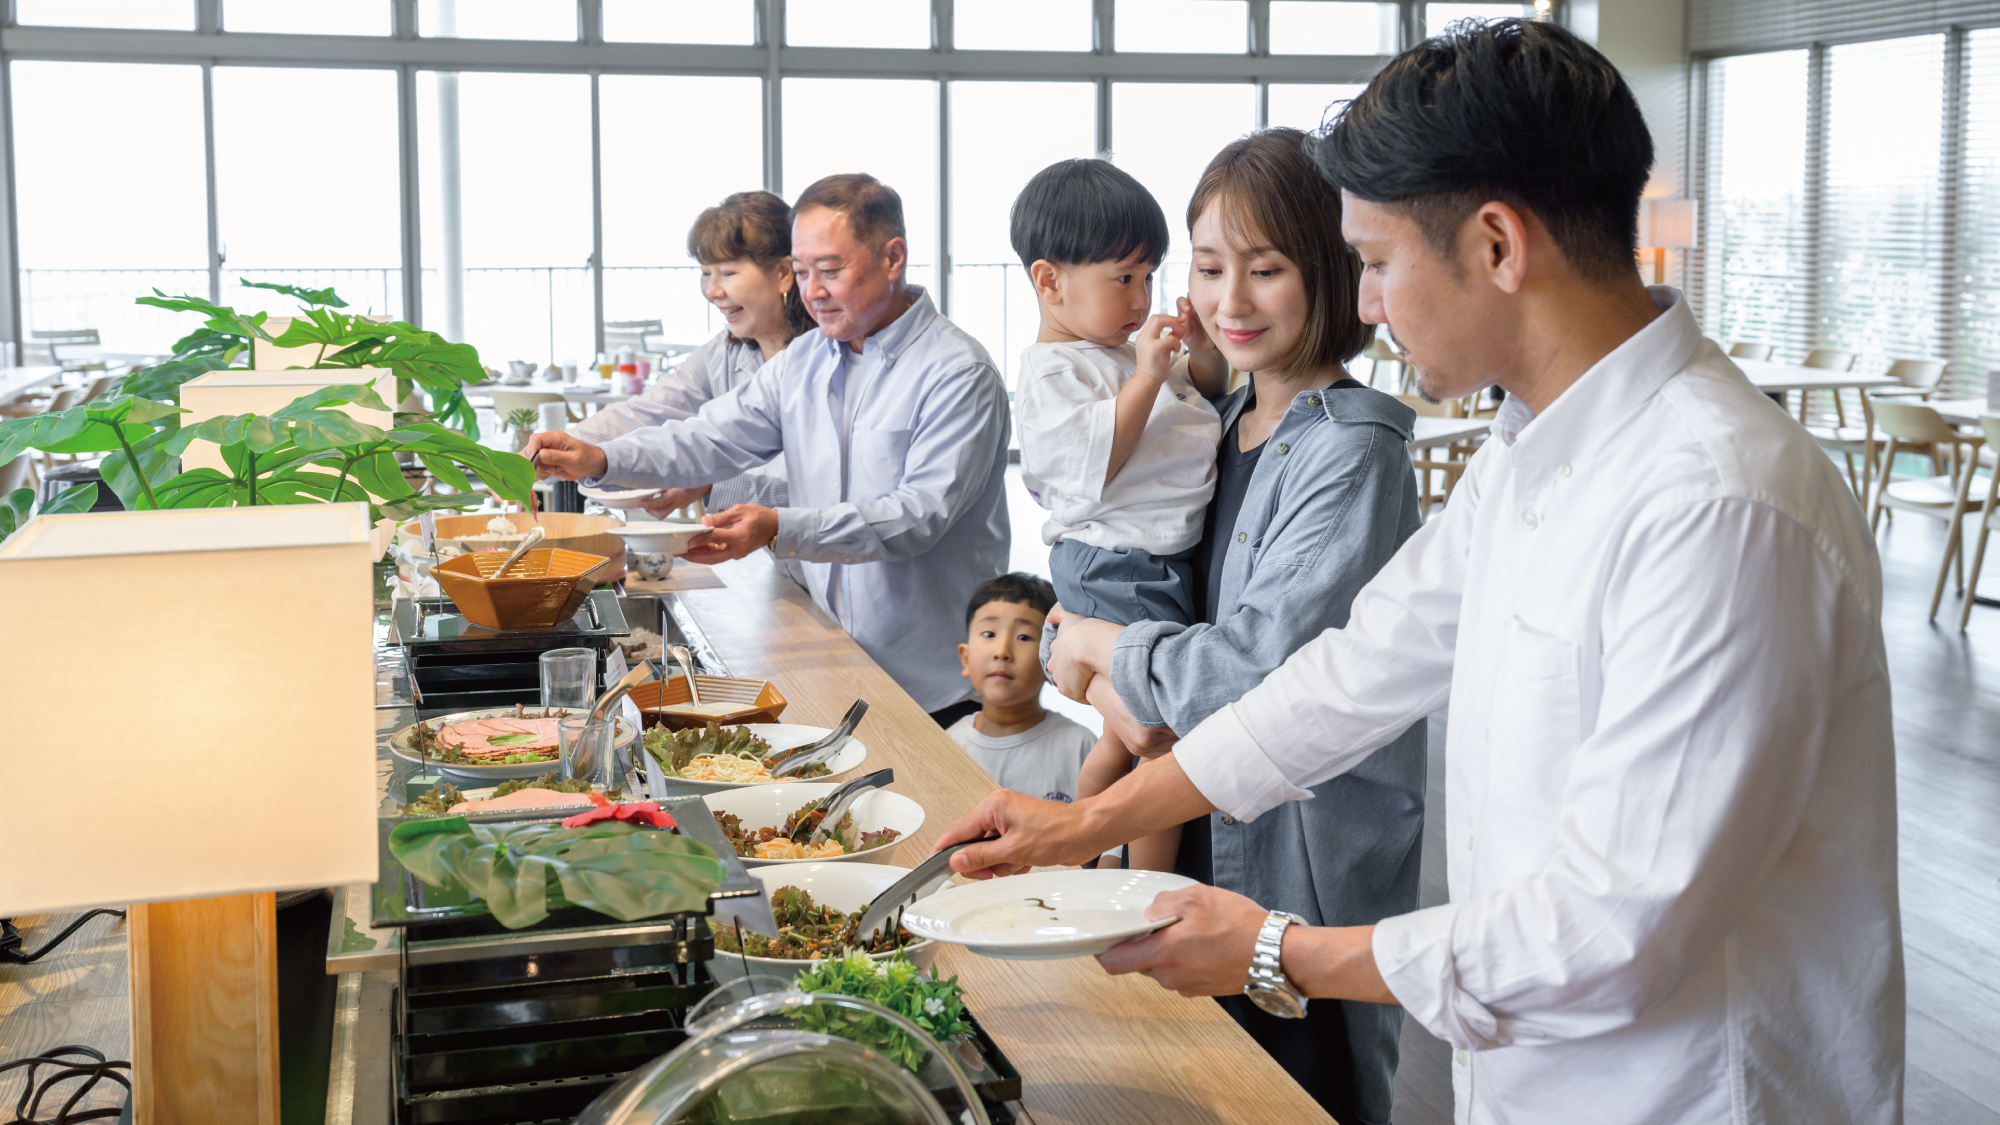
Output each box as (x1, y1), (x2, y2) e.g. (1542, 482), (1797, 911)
(958, 599), (1048, 710)
(1035, 251), (1158, 347)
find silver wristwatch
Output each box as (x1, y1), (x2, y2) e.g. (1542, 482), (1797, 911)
(1244, 910), (1309, 1019)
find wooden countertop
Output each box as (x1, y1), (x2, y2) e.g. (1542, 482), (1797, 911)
(678, 552), (1333, 1125)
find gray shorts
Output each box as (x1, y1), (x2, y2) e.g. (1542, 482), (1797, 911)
(1041, 538), (1197, 670)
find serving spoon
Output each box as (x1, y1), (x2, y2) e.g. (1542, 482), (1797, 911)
(490, 524), (546, 579)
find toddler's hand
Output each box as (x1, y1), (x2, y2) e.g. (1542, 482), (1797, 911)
(1134, 313), (1184, 383)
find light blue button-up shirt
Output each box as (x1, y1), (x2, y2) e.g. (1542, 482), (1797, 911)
(590, 288), (1011, 711)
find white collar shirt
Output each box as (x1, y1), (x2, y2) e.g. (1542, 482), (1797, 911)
(1171, 289), (1902, 1124)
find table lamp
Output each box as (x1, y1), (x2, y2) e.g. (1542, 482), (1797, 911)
(0, 502), (379, 1125)
(178, 368), (395, 474)
(1638, 198), (1699, 285)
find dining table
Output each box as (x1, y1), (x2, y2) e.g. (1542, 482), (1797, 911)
(468, 377), (634, 409)
(1409, 414), (1490, 450)
(1732, 357), (1901, 419)
(0, 364), (67, 406)
(1926, 398), (1998, 429)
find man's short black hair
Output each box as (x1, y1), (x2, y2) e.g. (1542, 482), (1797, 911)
(1009, 159), (1170, 270)
(965, 572), (1058, 628)
(1313, 18), (1654, 282)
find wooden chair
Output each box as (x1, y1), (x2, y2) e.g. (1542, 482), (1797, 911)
(1803, 347), (1857, 371)
(603, 319), (664, 356)
(1728, 341), (1773, 361)
(1397, 393), (1478, 516)
(1870, 399), (1986, 620)
(1951, 415), (2000, 630)
(0, 452), (37, 499)
(1360, 337), (1406, 390)
(27, 328), (108, 373)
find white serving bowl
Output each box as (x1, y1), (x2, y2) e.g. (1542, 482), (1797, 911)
(702, 782), (925, 867)
(648, 723), (868, 796)
(708, 862), (937, 983)
(612, 520), (708, 553)
(580, 484), (664, 510)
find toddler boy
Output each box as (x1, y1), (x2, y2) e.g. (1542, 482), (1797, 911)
(947, 573), (1097, 804)
(1009, 159), (1226, 868)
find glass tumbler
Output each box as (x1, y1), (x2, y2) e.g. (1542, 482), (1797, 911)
(540, 648), (597, 710)
(559, 714), (616, 789)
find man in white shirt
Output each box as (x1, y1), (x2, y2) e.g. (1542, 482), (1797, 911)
(933, 19), (1901, 1125)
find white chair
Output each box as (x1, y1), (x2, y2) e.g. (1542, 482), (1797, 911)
(1360, 336), (1406, 390)
(604, 319), (664, 355)
(1869, 399), (1987, 621)
(1728, 341), (1773, 361)
(27, 328), (108, 373)
(1953, 414), (2000, 630)
(0, 453), (38, 499)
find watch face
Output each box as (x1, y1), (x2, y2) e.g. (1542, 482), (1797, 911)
(1247, 985), (1307, 1020)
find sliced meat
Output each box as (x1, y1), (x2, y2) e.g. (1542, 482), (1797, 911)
(448, 789), (596, 814)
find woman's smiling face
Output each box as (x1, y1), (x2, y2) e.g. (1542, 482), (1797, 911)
(699, 256), (793, 342)
(1186, 196), (1312, 377)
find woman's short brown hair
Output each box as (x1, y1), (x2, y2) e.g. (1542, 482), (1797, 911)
(686, 190), (815, 340)
(1186, 129), (1372, 375)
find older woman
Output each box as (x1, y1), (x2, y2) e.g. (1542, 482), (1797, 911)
(1048, 130), (1427, 1125)
(526, 190), (814, 519)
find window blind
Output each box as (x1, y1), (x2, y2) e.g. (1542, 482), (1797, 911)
(1695, 50), (1815, 361)
(1817, 34), (1946, 379)
(1948, 27), (2000, 399)
(1692, 0), (2000, 57)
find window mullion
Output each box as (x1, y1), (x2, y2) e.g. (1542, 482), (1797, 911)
(202, 61), (221, 304)
(1939, 26), (1969, 381)
(1801, 42), (1829, 359)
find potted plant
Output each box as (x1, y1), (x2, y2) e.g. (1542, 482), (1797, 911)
(503, 408), (539, 453)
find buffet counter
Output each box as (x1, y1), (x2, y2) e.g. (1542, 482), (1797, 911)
(325, 550), (1332, 1124)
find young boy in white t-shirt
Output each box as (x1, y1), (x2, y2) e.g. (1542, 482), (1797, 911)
(946, 574), (1098, 803)
(1009, 159), (1228, 869)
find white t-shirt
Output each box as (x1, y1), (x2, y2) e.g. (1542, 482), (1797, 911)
(1015, 340), (1221, 555)
(947, 711), (1098, 804)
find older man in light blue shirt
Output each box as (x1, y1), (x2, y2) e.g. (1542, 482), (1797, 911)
(534, 174), (1010, 719)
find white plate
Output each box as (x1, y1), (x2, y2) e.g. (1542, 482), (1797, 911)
(900, 869), (1195, 960)
(611, 520), (707, 554)
(579, 484), (662, 509)
(709, 862), (937, 983)
(701, 782), (925, 867)
(646, 723), (867, 796)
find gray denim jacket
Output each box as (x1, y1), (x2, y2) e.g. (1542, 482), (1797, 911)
(1109, 378), (1429, 1125)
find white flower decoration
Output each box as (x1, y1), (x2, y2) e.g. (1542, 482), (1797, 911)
(924, 996), (945, 1017)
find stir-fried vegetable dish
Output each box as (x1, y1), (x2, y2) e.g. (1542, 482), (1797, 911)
(713, 886), (920, 959)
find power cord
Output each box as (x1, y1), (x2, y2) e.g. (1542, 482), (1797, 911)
(0, 913), (126, 967)
(1, 1046), (130, 1124)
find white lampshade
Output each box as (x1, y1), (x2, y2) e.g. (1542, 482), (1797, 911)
(1638, 198), (1700, 250)
(178, 368), (395, 474)
(0, 503), (380, 915)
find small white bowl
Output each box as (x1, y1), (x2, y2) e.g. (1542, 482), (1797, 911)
(580, 484), (665, 510)
(629, 552), (677, 580)
(708, 862), (937, 983)
(702, 782), (926, 867)
(612, 520), (708, 553)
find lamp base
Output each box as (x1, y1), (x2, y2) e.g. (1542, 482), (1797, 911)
(129, 893), (280, 1125)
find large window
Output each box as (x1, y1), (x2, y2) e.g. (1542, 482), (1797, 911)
(1111, 83), (1259, 311)
(783, 78), (940, 297)
(11, 62), (208, 352)
(1267, 83), (1366, 132)
(16, 0), (193, 30)
(1117, 0), (1249, 53)
(602, 0), (756, 44)
(1699, 51), (1811, 360)
(599, 75), (766, 348)
(418, 71), (595, 367)
(1955, 28), (2000, 385)
(213, 68), (404, 322)
(956, 0), (1094, 50)
(950, 82), (1098, 385)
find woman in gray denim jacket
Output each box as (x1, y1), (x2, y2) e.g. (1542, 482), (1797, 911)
(1050, 129), (1427, 1125)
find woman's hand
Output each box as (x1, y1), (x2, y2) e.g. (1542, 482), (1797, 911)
(523, 431), (608, 481)
(1044, 605), (1122, 702)
(641, 484), (711, 519)
(1177, 296), (1229, 396)
(1096, 884), (1267, 997)
(681, 503), (779, 564)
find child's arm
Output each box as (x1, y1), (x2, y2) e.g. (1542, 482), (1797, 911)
(1076, 730), (1137, 799)
(1175, 296), (1231, 399)
(1106, 312), (1184, 484)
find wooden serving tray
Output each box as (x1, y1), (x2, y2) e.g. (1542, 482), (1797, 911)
(631, 674), (787, 728)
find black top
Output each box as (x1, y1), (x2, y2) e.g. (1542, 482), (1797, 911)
(1193, 408), (1267, 625)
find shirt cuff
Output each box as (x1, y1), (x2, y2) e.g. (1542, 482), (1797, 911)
(1373, 904), (1505, 1051)
(586, 434), (639, 489)
(1109, 620), (1185, 730)
(770, 507), (819, 559)
(1170, 702), (1313, 822)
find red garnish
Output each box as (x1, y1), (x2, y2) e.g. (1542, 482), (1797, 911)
(562, 802), (677, 830)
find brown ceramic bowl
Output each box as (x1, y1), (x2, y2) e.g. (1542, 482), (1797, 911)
(433, 548), (614, 630)
(630, 675), (788, 729)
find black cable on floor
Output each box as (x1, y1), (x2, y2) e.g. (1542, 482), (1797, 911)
(0, 912), (126, 966)
(0, 1046), (130, 1124)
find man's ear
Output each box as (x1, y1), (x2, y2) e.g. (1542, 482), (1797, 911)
(1029, 260), (1062, 303)
(1463, 200), (1531, 295)
(880, 235), (909, 281)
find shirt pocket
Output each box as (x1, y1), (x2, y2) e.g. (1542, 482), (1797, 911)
(848, 426), (914, 499)
(1485, 618), (1585, 820)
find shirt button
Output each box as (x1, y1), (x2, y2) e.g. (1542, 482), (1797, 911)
(1557, 462), (1573, 477)
(1521, 508), (1539, 530)
(1237, 532), (1247, 543)
(1455, 1050), (1469, 1066)
(1306, 395), (1320, 408)
(1220, 814), (1236, 825)
(1275, 442), (1290, 455)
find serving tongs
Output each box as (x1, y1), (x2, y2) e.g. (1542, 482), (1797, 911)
(586, 661), (656, 728)
(764, 699), (867, 778)
(489, 524), (546, 578)
(850, 837), (993, 944)
(791, 768), (894, 846)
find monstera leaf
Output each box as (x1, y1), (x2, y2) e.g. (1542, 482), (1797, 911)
(388, 814), (726, 929)
(0, 484), (100, 547)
